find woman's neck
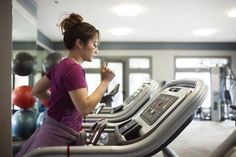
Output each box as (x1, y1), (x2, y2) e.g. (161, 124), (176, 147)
(67, 50), (83, 64)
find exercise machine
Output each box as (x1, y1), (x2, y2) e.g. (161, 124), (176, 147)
(97, 83), (120, 110)
(221, 65), (236, 125)
(12, 80), (159, 156)
(84, 80), (159, 123)
(210, 66), (225, 121)
(24, 79), (208, 157)
(211, 65), (236, 123)
(94, 80), (158, 114)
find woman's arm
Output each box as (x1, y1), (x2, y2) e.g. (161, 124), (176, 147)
(32, 75), (51, 100)
(69, 65), (114, 116)
(69, 80), (109, 116)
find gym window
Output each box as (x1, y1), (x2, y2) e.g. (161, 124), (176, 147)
(175, 56), (230, 109)
(128, 57), (151, 95)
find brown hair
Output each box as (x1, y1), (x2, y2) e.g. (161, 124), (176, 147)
(59, 13), (99, 50)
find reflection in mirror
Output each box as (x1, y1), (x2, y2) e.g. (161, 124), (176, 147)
(12, 0), (37, 112)
(12, 2), (40, 154)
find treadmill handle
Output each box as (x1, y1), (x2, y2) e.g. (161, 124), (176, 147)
(87, 119), (108, 145)
(95, 104), (106, 114)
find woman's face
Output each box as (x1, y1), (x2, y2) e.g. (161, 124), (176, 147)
(83, 33), (99, 62)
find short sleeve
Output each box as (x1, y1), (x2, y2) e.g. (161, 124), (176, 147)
(46, 70), (52, 80)
(63, 64), (87, 91)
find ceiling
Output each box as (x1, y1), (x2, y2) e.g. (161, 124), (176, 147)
(12, 8), (37, 41)
(15, 0), (236, 42)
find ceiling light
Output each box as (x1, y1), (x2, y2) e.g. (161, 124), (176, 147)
(50, 0), (59, 4)
(193, 28), (217, 36)
(227, 8), (236, 18)
(113, 4), (143, 16)
(110, 27), (132, 36)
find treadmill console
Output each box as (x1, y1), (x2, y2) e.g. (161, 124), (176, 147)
(115, 86), (192, 144)
(140, 94), (178, 126)
(136, 87), (191, 134)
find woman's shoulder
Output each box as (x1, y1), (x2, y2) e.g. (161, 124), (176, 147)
(61, 58), (81, 65)
(60, 58), (84, 72)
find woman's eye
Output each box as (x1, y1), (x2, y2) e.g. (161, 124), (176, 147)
(94, 43), (99, 48)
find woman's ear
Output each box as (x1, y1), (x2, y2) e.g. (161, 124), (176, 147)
(75, 39), (83, 49)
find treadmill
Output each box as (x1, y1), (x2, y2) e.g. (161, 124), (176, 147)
(12, 80), (159, 156)
(95, 80), (158, 114)
(24, 79), (208, 157)
(84, 79), (160, 123)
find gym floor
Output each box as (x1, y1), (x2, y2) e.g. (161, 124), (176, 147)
(153, 120), (235, 157)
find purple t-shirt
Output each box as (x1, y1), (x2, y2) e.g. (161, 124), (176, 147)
(46, 58), (87, 131)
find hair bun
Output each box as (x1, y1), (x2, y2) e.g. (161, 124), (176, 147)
(60, 13), (83, 33)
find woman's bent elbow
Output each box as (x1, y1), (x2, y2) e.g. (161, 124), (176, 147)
(31, 88), (37, 97)
(76, 107), (91, 117)
(80, 110), (91, 117)
(31, 87), (44, 98)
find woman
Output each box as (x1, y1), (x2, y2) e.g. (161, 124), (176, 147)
(16, 13), (115, 157)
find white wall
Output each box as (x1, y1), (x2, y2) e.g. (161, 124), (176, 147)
(98, 49), (236, 82)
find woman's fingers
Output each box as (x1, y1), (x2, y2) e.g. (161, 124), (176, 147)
(101, 62), (108, 72)
(104, 62), (108, 67)
(101, 63), (115, 81)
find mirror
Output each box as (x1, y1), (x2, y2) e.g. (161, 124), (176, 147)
(12, 0), (37, 110)
(12, 2), (41, 153)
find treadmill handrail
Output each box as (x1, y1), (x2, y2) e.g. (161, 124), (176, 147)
(84, 80), (159, 122)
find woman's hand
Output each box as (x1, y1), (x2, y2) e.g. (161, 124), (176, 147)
(101, 63), (115, 83)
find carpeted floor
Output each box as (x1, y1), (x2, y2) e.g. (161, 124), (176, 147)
(153, 120), (236, 157)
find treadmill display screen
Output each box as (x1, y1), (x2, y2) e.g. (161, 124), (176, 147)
(140, 94), (178, 125)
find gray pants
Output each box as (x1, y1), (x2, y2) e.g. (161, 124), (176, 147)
(15, 116), (86, 157)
